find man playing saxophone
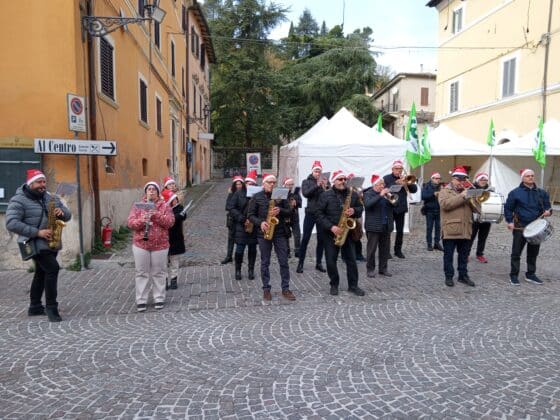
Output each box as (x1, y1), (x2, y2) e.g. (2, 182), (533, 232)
(316, 170), (365, 296)
(247, 173), (295, 301)
(6, 169), (72, 322)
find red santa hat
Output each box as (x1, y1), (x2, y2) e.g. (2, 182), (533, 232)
(392, 159), (404, 169)
(450, 166), (468, 178)
(26, 169), (46, 186)
(370, 174), (383, 185)
(144, 181), (161, 194)
(331, 170), (346, 183)
(262, 173), (276, 183)
(245, 170), (257, 184)
(430, 172), (441, 179)
(475, 172), (489, 183)
(520, 168), (534, 178)
(161, 189), (178, 205)
(282, 176), (294, 186)
(163, 176), (175, 188)
(347, 173), (355, 180)
(311, 160), (322, 171)
(232, 175), (244, 183)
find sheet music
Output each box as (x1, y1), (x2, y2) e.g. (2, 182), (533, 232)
(348, 176), (365, 189)
(246, 185), (262, 197)
(55, 183), (77, 197)
(271, 187), (289, 200)
(320, 171), (331, 183)
(389, 185), (402, 193)
(466, 189), (484, 198)
(134, 202), (156, 210)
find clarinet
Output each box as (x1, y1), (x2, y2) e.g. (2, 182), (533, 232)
(143, 220), (151, 241)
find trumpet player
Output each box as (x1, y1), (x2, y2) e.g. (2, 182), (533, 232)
(247, 173), (295, 301)
(363, 174), (397, 278)
(383, 160), (418, 259)
(421, 172), (443, 251)
(467, 172), (493, 263)
(283, 177), (302, 259)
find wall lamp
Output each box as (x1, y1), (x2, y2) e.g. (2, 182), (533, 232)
(188, 104), (210, 124)
(83, 0), (166, 37)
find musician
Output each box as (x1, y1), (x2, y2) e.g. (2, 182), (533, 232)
(468, 172), (492, 263)
(6, 169), (71, 322)
(296, 161), (327, 274)
(283, 177), (302, 259)
(421, 172), (443, 251)
(363, 174), (397, 278)
(221, 174), (247, 265)
(383, 159), (418, 258)
(504, 168), (552, 285)
(227, 175), (258, 281)
(347, 173), (365, 262)
(247, 173), (296, 301)
(127, 182), (174, 312)
(438, 166), (475, 287)
(162, 189), (187, 290)
(316, 170), (365, 296)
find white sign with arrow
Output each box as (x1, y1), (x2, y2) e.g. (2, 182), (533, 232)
(34, 139), (117, 156)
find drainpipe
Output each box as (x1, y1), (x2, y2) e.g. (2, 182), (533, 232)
(542, 0), (554, 121)
(185, 7), (192, 187)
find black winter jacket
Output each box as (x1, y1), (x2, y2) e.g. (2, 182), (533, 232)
(363, 187), (395, 232)
(421, 182), (441, 214)
(383, 173), (418, 214)
(316, 187), (363, 238)
(168, 205), (187, 255)
(301, 174), (326, 214)
(227, 189), (258, 245)
(286, 187), (302, 226)
(247, 191), (291, 238)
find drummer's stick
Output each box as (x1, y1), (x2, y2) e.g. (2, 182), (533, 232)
(510, 213), (547, 231)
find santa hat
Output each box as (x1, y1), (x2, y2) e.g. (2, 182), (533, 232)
(450, 166), (468, 178)
(311, 160), (322, 171)
(370, 174), (383, 185)
(282, 176), (294, 186)
(161, 189), (178, 205)
(245, 170), (257, 184)
(475, 172), (489, 183)
(26, 169), (46, 186)
(144, 181), (161, 194)
(163, 176), (175, 188)
(430, 172), (441, 179)
(331, 170), (346, 183)
(347, 173), (355, 180)
(520, 168), (534, 178)
(232, 175), (244, 183)
(392, 159), (404, 169)
(262, 173), (276, 183)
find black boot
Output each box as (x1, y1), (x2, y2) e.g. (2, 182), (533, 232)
(296, 260), (304, 273)
(234, 253), (243, 280)
(221, 236), (234, 264)
(170, 277), (178, 289)
(165, 278), (169, 290)
(28, 304), (45, 316)
(248, 248), (257, 280)
(45, 305), (62, 322)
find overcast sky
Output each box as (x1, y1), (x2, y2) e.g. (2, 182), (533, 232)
(269, 0), (439, 74)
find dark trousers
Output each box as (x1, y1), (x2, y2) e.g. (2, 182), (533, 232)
(470, 222), (491, 256)
(324, 234), (359, 289)
(443, 239), (470, 279)
(225, 226), (235, 257)
(393, 212), (405, 253)
(298, 212), (324, 265)
(366, 230), (390, 273)
(425, 212), (441, 246)
(288, 221), (301, 255)
(257, 235), (290, 291)
(235, 243), (257, 257)
(510, 229), (540, 276)
(30, 251), (60, 307)
(354, 238), (364, 258)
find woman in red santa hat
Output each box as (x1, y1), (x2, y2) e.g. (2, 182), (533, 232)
(221, 174), (248, 264)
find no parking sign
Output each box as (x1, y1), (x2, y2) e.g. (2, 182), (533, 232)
(246, 152), (261, 175)
(67, 93), (87, 133)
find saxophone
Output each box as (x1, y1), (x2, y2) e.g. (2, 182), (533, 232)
(263, 198), (279, 240)
(334, 187), (357, 247)
(47, 196), (66, 249)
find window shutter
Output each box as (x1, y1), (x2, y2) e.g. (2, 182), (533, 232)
(421, 87), (429, 106)
(100, 37), (114, 100)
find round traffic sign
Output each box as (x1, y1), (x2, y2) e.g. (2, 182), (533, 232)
(71, 97), (83, 115)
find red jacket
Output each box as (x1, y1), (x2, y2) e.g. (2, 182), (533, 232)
(127, 197), (174, 251)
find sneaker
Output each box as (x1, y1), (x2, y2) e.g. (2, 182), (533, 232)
(476, 255), (488, 263)
(510, 275), (520, 286)
(427, 245), (433, 251)
(137, 303), (147, 312)
(394, 251), (405, 259)
(263, 289), (272, 301)
(329, 286), (339, 296)
(348, 287), (365, 296)
(378, 271), (393, 277)
(457, 274), (475, 287)
(525, 274), (543, 285)
(281, 289), (296, 301)
(154, 302), (164, 310)
(45, 306), (62, 322)
(434, 243), (444, 251)
(445, 277), (454, 287)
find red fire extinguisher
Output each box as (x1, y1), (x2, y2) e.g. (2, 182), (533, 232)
(101, 217), (113, 248)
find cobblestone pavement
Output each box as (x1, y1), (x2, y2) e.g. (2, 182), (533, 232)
(1, 178), (560, 418)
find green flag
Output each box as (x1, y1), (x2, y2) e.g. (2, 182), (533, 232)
(420, 125), (431, 164)
(376, 112), (383, 133)
(487, 118), (495, 147)
(405, 102), (421, 168)
(533, 116), (546, 168)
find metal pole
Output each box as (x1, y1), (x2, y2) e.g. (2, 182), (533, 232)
(540, 0), (554, 189)
(75, 132), (86, 271)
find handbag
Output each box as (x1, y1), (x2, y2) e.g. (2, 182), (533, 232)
(18, 238), (38, 261)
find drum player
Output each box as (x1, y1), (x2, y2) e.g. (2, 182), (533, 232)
(504, 168), (552, 286)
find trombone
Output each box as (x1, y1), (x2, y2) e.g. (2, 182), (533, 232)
(399, 168), (417, 195)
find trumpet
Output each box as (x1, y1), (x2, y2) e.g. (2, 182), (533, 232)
(384, 192), (399, 205)
(463, 180), (490, 213)
(400, 168), (417, 195)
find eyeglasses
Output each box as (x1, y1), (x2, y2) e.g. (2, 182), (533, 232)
(336, 178), (347, 182)
(264, 181), (277, 184)
(524, 174), (535, 177)
(433, 177), (441, 180)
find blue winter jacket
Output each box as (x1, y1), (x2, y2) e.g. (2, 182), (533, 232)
(504, 183), (551, 227)
(421, 182), (441, 214)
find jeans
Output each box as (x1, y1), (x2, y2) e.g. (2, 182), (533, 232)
(298, 212), (324, 265)
(257, 235), (290, 291)
(324, 233), (359, 289)
(30, 251), (60, 307)
(425, 212), (441, 246)
(470, 222), (491, 256)
(393, 212), (405, 252)
(443, 239), (470, 279)
(510, 229), (540, 276)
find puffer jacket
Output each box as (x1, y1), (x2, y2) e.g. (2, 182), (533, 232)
(247, 190), (291, 238)
(438, 185), (473, 240)
(421, 182), (441, 214)
(168, 204), (187, 256)
(301, 174), (327, 214)
(383, 173), (418, 214)
(6, 184), (72, 252)
(227, 189), (258, 245)
(316, 187), (363, 237)
(128, 197), (174, 251)
(363, 187), (395, 232)
(504, 183), (552, 227)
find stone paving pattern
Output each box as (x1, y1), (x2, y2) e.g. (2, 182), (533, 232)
(1, 178), (560, 418)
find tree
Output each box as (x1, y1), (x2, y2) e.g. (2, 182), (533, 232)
(295, 9), (319, 37)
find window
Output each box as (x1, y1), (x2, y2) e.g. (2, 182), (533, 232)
(421, 87), (429, 106)
(449, 81), (459, 113)
(138, 0), (145, 17)
(154, 20), (160, 49)
(452, 7), (463, 34)
(100, 37), (115, 100)
(191, 26), (199, 58)
(502, 57), (516, 97)
(156, 95), (162, 133)
(391, 92), (399, 112)
(181, 67), (185, 98)
(170, 40), (176, 78)
(200, 43), (206, 70)
(192, 83), (197, 115)
(182, 6), (187, 31)
(199, 95), (202, 118)
(139, 77), (148, 123)
(142, 158), (148, 176)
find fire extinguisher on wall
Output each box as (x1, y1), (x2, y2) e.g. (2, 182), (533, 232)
(101, 217), (113, 248)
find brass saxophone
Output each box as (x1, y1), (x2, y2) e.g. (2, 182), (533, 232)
(47, 196), (66, 249)
(263, 198), (279, 240)
(334, 187), (357, 247)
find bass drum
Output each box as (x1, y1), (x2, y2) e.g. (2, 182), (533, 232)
(523, 219), (554, 245)
(473, 192), (504, 223)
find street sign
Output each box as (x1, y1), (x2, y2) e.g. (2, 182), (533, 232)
(67, 94), (87, 133)
(34, 139), (117, 156)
